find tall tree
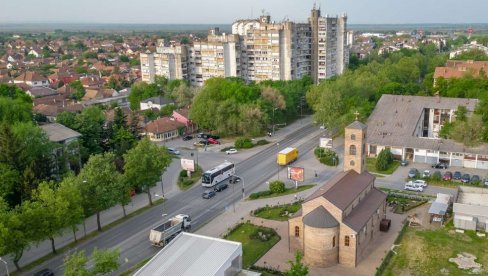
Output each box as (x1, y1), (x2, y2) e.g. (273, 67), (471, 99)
(78, 152), (120, 231)
(124, 138), (171, 205)
(57, 175), (84, 242)
(285, 251), (309, 276)
(64, 248), (120, 276)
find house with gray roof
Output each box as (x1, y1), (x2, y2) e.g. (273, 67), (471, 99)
(288, 121), (387, 268)
(366, 94), (488, 169)
(140, 96), (175, 111)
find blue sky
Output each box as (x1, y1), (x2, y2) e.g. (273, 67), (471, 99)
(1, 0), (487, 24)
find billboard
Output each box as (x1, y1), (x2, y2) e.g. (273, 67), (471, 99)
(181, 158), (195, 172)
(287, 167), (304, 182)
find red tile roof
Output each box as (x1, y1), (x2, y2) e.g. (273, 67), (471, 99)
(145, 117), (185, 134)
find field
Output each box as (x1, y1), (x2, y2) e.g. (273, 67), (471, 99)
(382, 226), (488, 275)
(225, 223), (281, 268)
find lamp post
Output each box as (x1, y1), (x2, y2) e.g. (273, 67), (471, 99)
(0, 257), (10, 276)
(272, 107), (278, 136)
(154, 193), (166, 217)
(276, 143), (280, 180)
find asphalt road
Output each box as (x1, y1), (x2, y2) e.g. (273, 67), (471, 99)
(25, 122), (324, 275)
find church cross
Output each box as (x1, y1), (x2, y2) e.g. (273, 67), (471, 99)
(354, 111), (360, 121)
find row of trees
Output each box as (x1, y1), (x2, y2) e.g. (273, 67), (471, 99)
(0, 138), (171, 270)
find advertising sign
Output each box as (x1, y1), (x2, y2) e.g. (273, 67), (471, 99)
(181, 158), (195, 172)
(287, 167), (304, 182)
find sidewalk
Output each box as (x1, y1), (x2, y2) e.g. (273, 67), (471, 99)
(1, 116), (316, 274)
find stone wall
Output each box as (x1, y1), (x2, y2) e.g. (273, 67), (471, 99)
(303, 225), (339, 267)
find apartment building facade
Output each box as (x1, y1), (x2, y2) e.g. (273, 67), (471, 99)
(140, 6), (349, 86)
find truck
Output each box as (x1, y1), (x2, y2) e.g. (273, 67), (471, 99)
(149, 214), (191, 247)
(277, 147), (298, 166)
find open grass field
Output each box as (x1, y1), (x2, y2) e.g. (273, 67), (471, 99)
(382, 226), (488, 275)
(225, 223), (281, 268)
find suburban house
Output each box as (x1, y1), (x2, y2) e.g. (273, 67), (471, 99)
(366, 94), (488, 169)
(134, 233), (244, 276)
(428, 193), (452, 225)
(434, 60), (488, 86)
(288, 121), (387, 267)
(26, 86), (59, 98)
(13, 71), (49, 87)
(449, 42), (488, 59)
(144, 117), (185, 142)
(40, 123), (82, 173)
(140, 96), (175, 111)
(453, 186), (488, 232)
(172, 108), (197, 134)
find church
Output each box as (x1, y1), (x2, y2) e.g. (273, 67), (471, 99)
(288, 120), (387, 267)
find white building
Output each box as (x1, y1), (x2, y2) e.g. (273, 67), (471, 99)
(449, 41), (488, 59)
(134, 232), (244, 276)
(453, 187), (488, 232)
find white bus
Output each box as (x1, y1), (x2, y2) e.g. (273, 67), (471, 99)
(202, 161), (235, 187)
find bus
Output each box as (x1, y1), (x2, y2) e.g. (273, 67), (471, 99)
(202, 161), (235, 187)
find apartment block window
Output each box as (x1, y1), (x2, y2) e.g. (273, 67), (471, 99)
(345, 236), (350, 246)
(295, 226), (300, 237)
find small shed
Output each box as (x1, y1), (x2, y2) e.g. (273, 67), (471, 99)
(428, 193), (451, 224)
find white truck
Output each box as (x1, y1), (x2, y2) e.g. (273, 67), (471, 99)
(149, 214), (191, 247)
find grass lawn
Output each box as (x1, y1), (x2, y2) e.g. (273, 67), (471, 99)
(382, 226), (488, 276)
(177, 166), (202, 190)
(249, 184), (315, 200)
(225, 223), (281, 268)
(366, 158), (400, 175)
(253, 202), (302, 221)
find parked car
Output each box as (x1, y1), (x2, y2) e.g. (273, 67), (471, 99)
(226, 148), (238, 155)
(411, 179), (427, 187)
(207, 137), (220, 144)
(422, 170), (431, 178)
(209, 135), (220, 140)
(197, 133), (210, 138)
(408, 168), (418, 178)
(471, 175), (481, 183)
(182, 135), (193, 141)
(34, 269), (54, 276)
(453, 171), (462, 180)
(484, 178), (488, 186)
(229, 175), (241, 184)
(202, 190), (216, 199)
(167, 147), (180, 155)
(400, 160), (409, 166)
(404, 182), (423, 192)
(432, 162), (448, 169)
(214, 182), (228, 192)
(443, 171), (453, 181)
(461, 174), (471, 183)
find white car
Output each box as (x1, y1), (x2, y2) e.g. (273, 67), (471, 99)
(404, 182), (424, 192)
(411, 179), (427, 188)
(167, 147), (180, 155)
(422, 170), (430, 178)
(226, 148), (238, 155)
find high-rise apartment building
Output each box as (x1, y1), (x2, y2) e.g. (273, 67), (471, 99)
(140, 6), (348, 86)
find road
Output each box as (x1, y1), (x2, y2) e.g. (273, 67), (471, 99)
(25, 122), (324, 275)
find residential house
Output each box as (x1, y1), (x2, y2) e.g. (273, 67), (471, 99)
(434, 60), (488, 86)
(40, 123), (82, 174)
(144, 117), (185, 142)
(14, 71), (49, 87)
(140, 96), (175, 111)
(26, 86), (59, 98)
(449, 42), (488, 59)
(172, 108), (197, 134)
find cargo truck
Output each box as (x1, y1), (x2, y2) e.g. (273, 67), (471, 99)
(149, 214), (191, 247)
(277, 147), (298, 165)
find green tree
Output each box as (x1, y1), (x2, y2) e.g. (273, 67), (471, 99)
(0, 163), (21, 207)
(78, 152), (120, 231)
(64, 248), (120, 276)
(57, 175), (84, 242)
(70, 80), (86, 101)
(123, 138), (171, 205)
(376, 148), (393, 171)
(269, 181), (286, 193)
(64, 250), (90, 276)
(286, 251), (309, 276)
(128, 81), (160, 110)
(0, 97), (32, 124)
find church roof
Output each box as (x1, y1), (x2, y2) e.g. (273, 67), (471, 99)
(303, 206), (338, 228)
(343, 188), (387, 233)
(346, 120), (367, 130)
(306, 170), (375, 211)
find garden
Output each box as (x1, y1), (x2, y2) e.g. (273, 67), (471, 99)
(367, 149), (400, 176)
(224, 222), (281, 268)
(252, 202), (302, 221)
(248, 181), (314, 200)
(314, 147), (339, 166)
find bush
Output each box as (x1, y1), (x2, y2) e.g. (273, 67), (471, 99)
(249, 226), (277, 241)
(235, 137), (254, 149)
(314, 147), (339, 166)
(255, 139), (269, 146)
(179, 169), (189, 178)
(269, 181), (286, 193)
(376, 148), (393, 171)
(249, 190), (273, 199)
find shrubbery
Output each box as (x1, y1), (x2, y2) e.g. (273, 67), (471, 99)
(255, 139), (269, 146)
(235, 137), (254, 149)
(249, 190), (273, 199)
(269, 181), (286, 193)
(376, 148), (393, 171)
(314, 147), (339, 166)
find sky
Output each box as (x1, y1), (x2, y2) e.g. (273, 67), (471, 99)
(1, 0), (488, 24)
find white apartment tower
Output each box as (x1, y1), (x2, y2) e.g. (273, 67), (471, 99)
(140, 6), (348, 86)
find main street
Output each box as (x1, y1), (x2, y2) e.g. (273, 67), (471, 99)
(25, 121), (325, 275)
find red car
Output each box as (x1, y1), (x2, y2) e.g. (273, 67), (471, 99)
(207, 137), (220, 144)
(442, 171), (452, 181)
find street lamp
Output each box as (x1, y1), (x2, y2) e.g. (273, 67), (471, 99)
(276, 143), (280, 180)
(0, 257), (9, 276)
(272, 107), (278, 136)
